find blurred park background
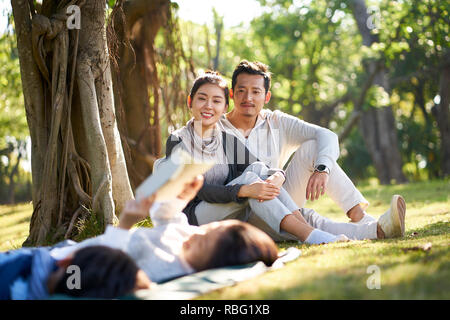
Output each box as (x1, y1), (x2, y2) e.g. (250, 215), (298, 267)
(0, 0), (448, 246)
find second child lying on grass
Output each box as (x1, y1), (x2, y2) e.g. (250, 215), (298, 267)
(0, 244), (152, 299)
(50, 175), (279, 283)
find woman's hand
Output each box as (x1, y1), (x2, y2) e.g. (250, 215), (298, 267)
(238, 179), (280, 201)
(119, 195), (156, 230)
(265, 172), (285, 189)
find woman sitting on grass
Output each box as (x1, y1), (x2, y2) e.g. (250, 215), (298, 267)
(161, 70), (406, 245)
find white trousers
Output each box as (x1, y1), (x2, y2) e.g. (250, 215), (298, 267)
(283, 140), (369, 213)
(195, 162), (378, 241)
(195, 162), (297, 234)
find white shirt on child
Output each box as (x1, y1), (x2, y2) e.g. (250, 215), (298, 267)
(50, 199), (196, 283)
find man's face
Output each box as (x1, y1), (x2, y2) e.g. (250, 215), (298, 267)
(232, 73), (271, 119)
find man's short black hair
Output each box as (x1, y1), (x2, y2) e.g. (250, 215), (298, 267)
(53, 246), (139, 299)
(231, 60), (272, 94)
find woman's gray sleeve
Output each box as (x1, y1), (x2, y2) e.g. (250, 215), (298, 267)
(196, 183), (246, 203)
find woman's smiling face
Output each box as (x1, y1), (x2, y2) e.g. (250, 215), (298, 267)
(189, 83), (228, 134)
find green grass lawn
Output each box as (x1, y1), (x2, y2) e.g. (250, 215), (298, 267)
(1, 179), (449, 299)
(0, 202), (32, 251)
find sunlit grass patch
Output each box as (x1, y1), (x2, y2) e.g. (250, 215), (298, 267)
(0, 202), (32, 251)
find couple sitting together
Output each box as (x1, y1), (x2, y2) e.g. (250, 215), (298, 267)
(0, 60), (406, 300)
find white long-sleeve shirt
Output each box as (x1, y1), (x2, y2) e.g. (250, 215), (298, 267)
(219, 109), (340, 171)
(50, 199), (196, 283)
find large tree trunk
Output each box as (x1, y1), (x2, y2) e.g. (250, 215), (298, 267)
(109, 0), (170, 190)
(349, 0), (408, 184)
(12, 0), (133, 246)
(75, 0), (133, 217)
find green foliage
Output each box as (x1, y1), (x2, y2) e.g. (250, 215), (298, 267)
(0, 29), (31, 204)
(177, 0), (449, 181)
(134, 216), (153, 229)
(0, 32), (28, 145)
(107, 0), (116, 9)
(73, 209), (106, 243)
(339, 127), (375, 182)
(1, 0), (447, 188)
(363, 85), (390, 110)
(397, 114), (441, 180)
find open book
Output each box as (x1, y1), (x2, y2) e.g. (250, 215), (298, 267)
(135, 149), (214, 202)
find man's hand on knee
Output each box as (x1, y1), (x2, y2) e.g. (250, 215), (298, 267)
(306, 172), (329, 201)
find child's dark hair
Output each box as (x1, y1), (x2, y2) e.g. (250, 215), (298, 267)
(231, 60), (272, 94)
(53, 246), (139, 299)
(202, 221), (278, 270)
(189, 70), (229, 106)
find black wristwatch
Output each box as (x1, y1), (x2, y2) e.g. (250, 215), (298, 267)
(314, 164), (330, 174)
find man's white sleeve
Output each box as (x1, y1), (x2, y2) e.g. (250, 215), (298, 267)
(275, 110), (340, 170)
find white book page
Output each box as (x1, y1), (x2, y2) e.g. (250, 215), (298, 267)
(135, 150), (214, 202)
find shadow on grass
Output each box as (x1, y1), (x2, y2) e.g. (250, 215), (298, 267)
(0, 223), (30, 239)
(265, 262), (450, 299)
(250, 247), (450, 299)
(254, 221), (450, 299)
(1, 215), (32, 229)
(405, 221), (450, 239)
(0, 205), (31, 218)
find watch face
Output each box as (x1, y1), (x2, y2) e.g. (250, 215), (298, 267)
(317, 165), (326, 171)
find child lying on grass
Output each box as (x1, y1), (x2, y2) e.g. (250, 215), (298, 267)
(51, 175), (278, 284)
(0, 175), (279, 299)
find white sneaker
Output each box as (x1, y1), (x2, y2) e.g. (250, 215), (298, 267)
(377, 195), (406, 238)
(334, 234), (350, 242)
(351, 213), (376, 225)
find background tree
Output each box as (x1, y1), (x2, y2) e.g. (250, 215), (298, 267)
(108, 0), (189, 189)
(212, 8), (224, 71)
(344, 0), (407, 184)
(3, 0), (448, 247)
(108, 0), (168, 190)
(11, 0), (133, 246)
(224, 0), (408, 183)
(383, 0), (450, 178)
(0, 26), (31, 204)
